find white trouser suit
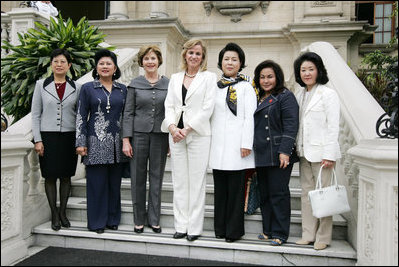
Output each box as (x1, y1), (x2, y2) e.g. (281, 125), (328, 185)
(169, 133), (210, 235)
(161, 71), (218, 236)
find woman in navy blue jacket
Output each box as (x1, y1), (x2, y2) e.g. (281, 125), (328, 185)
(253, 60), (299, 246)
(76, 49), (127, 234)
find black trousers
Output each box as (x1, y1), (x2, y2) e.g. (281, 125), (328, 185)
(212, 169), (246, 239)
(256, 165), (293, 241)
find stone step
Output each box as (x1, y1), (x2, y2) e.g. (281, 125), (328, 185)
(32, 220), (356, 266)
(161, 159), (301, 188)
(71, 178), (303, 209)
(65, 197), (347, 240)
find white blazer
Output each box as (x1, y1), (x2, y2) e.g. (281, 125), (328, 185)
(296, 84), (341, 162)
(161, 71), (217, 136)
(209, 80), (257, 170)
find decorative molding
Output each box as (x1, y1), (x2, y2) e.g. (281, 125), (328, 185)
(363, 181), (375, 263)
(339, 114), (359, 198)
(1, 167), (18, 241)
(203, 1), (269, 22)
(311, 1), (336, 8)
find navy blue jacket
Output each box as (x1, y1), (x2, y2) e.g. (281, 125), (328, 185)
(76, 79), (128, 165)
(253, 88), (299, 167)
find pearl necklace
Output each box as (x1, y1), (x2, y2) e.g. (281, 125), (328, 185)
(185, 72), (197, 78)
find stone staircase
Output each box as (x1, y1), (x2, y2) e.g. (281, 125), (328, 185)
(32, 159), (356, 265)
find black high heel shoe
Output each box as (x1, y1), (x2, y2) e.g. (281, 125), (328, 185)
(51, 212), (61, 231)
(106, 225), (118, 230)
(149, 225), (162, 233)
(59, 213), (71, 228)
(134, 226), (144, 233)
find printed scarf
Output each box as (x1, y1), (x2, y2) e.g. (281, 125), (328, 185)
(217, 73), (259, 116)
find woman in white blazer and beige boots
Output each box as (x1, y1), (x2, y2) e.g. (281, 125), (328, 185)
(161, 39), (217, 242)
(293, 52), (341, 251)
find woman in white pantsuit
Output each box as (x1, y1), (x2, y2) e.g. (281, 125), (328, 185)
(161, 39), (217, 241)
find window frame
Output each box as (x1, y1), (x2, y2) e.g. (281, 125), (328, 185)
(373, 1), (396, 44)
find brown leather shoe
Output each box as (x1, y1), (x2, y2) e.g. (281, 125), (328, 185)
(314, 242), (328, 250)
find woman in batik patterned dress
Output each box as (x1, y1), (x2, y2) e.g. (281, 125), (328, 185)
(76, 49), (127, 234)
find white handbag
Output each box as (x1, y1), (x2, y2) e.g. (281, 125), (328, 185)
(308, 165), (351, 218)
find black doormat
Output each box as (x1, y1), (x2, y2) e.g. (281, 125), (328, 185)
(15, 246), (257, 266)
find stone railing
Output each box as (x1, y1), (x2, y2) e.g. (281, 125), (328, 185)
(0, 9), (139, 265)
(304, 42), (397, 265)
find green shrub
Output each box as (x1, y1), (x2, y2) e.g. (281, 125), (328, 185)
(1, 14), (114, 122)
(357, 50), (398, 112)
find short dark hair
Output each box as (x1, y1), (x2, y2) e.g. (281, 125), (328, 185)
(92, 49), (121, 80)
(254, 60), (286, 98)
(50, 48), (71, 63)
(293, 52), (329, 87)
(217, 42), (246, 72)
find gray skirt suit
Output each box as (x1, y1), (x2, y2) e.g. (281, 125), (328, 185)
(122, 75), (169, 226)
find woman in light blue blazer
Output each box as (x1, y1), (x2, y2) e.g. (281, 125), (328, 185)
(31, 48), (81, 231)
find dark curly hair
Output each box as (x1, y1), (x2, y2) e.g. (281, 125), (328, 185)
(254, 60), (286, 98)
(293, 52), (329, 87)
(92, 49), (121, 80)
(217, 42), (246, 73)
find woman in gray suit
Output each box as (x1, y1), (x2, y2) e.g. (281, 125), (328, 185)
(122, 45), (169, 234)
(31, 48), (81, 231)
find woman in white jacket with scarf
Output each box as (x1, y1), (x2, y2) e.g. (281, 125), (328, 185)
(209, 43), (257, 243)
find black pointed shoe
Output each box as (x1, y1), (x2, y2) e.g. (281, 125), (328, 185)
(149, 225), (162, 233)
(134, 226), (144, 233)
(186, 235), (200, 241)
(59, 214), (71, 228)
(173, 232), (187, 239)
(106, 225), (118, 230)
(51, 212), (61, 231)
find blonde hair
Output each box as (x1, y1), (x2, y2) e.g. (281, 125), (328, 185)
(180, 39), (208, 71)
(137, 44), (163, 67)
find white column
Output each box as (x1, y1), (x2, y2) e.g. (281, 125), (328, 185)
(1, 134), (33, 266)
(348, 139), (398, 266)
(150, 1), (169, 18)
(108, 1), (129, 20)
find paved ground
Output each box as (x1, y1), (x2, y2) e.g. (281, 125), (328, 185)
(14, 246), (258, 266)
